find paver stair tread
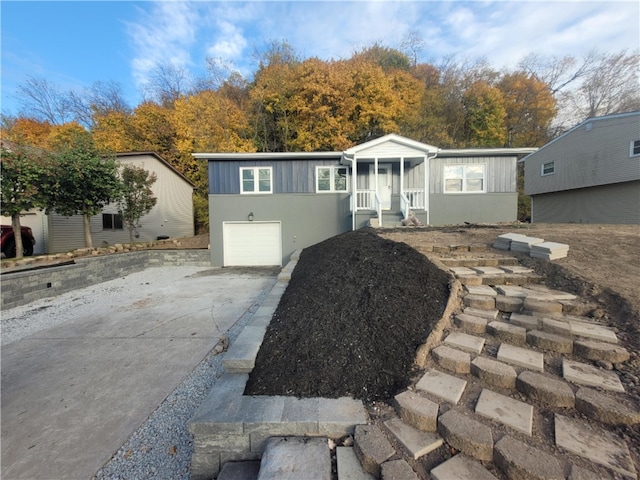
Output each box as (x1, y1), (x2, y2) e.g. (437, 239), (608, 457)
(430, 454), (499, 480)
(437, 409), (493, 462)
(562, 358), (625, 393)
(575, 387), (640, 426)
(336, 447), (374, 480)
(257, 437), (331, 480)
(475, 389), (533, 436)
(494, 435), (565, 480)
(516, 371), (575, 408)
(383, 417), (444, 460)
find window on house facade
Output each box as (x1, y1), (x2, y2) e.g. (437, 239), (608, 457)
(630, 140), (640, 157)
(444, 164), (486, 193)
(240, 167), (272, 194)
(541, 162), (555, 176)
(316, 166), (348, 192)
(102, 213), (123, 230)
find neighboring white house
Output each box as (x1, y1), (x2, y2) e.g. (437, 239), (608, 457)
(522, 111), (640, 224)
(1, 152), (195, 254)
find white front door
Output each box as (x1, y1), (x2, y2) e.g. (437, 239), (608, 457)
(376, 164), (392, 210)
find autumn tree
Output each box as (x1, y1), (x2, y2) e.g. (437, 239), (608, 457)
(0, 142), (49, 258)
(498, 72), (557, 147)
(462, 81), (507, 147)
(117, 164), (158, 244)
(0, 117), (53, 149)
(48, 131), (121, 248)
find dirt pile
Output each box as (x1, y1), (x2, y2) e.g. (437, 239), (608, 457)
(244, 228), (451, 403)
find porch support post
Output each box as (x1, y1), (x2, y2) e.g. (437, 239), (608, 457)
(400, 156), (405, 202)
(424, 154), (430, 225)
(374, 156), (379, 227)
(352, 155), (358, 230)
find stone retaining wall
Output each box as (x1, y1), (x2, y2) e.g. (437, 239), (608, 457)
(1, 250), (211, 310)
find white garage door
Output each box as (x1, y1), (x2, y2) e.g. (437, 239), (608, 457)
(223, 222), (282, 266)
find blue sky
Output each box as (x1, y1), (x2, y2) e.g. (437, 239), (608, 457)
(1, 0), (638, 117)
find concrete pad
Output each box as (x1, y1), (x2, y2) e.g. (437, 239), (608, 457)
(555, 414), (636, 478)
(494, 435), (564, 480)
(444, 331), (485, 354)
(563, 359), (625, 392)
(568, 320), (618, 343)
(416, 369), (467, 405)
(437, 410), (493, 461)
(431, 454), (499, 480)
(318, 397), (367, 436)
(476, 389), (533, 436)
(465, 285), (498, 296)
(353, 425), (395, 478)
(381, 459), (419, 480)
(471, 356), (517, 390)
(258, 437), (330, 480)
(432, 345), (471, 374)
(384, 417), (443, 460)
(336, 447), (374, 480)
(0, 267), (276, 480)
(497, 343), (544, 372)
(394, 391), (439, 432)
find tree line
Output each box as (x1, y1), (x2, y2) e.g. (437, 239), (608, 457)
(1, 130), (157, 258)
(1, 41), (638, 231)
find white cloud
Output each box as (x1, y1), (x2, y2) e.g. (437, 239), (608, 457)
(126, 1), (200, 88)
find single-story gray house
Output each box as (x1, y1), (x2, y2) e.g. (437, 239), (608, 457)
(195, 134), (535, 267)
(522, 111), (640, 224)
(1, 152), (195, 254)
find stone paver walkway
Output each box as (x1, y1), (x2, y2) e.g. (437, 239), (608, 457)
(189, 242), (639, 480)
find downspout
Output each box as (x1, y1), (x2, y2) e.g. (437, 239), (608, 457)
(374, 156), (379, 226)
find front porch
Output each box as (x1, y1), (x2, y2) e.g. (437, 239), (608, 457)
(340, 134), (439, 229)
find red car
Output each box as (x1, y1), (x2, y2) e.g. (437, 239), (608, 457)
(1, 224), (36, 258)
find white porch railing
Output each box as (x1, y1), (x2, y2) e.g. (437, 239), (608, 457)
(355, 190), (377, 210)
(404, 189), (425, 209)
(400, 193), (410, 220)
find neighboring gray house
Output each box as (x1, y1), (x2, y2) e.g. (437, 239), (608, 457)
(195, 134), (535, 266)
(2, 152), (196, 254)
(522, 111), (640, 224)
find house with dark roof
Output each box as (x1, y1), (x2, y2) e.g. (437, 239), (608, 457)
(195, 134), (535, 266)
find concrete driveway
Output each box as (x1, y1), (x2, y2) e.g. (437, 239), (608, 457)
(1, 266), (277, 480)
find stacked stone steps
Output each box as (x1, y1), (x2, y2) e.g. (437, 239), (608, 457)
(347, 257), (637, 480)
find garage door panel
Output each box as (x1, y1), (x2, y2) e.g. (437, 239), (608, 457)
(223, 222), (281, 266)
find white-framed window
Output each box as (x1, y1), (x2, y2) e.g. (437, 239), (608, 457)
(316, 166), (349, 192)
(444, 164), (486, 193)
(541, 161), (555, 176)
(240, 167), (272, 194)
(630, 140), (640, 157)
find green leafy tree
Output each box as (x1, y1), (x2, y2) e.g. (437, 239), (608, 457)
(48, 132), (121, 248)
(117, 164), (158, 244)
(0, 142), (49, 258)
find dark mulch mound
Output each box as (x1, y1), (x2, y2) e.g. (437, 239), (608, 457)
(244, 228), (451, 404)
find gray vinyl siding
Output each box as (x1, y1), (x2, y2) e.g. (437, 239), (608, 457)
(429, 193), (518, 225)
(525, 113), (640, 196)
(430, 156), (517, 193)
(531, 180), (640, 224)
(209, 193), (351, 266)
(46, 153), (194, 253)
(209, 158), (342, 194)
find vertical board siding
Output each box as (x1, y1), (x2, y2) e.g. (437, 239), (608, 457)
(525, 113), (640, 196)
(532, 181), (640, 224)
(431, 156), (516, 194)
(210, 159), (344, 194)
